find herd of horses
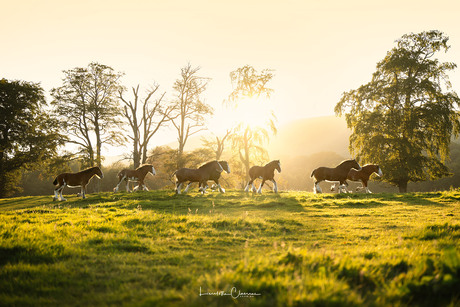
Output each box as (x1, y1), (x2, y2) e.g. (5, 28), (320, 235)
(52, 159), (383, 201)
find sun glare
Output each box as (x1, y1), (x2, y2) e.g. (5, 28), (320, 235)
(229, 97), (276, 129)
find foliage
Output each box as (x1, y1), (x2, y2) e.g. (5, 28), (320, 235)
(226, 65), (274, 104)
(335, 30), (460, 192)
(226, 65), (277, 181)
(0, 79), (63, 198)
(169, 64), (213, 168)
(0, 190), (459, 306)
(51, 62), (126, 168)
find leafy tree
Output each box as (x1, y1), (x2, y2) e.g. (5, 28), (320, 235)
(51, 62), (125, 168)
(169, 64), (213, 168)
(226, 65), (276, 181)
(119, 84), (176, 168)
(335, 30), (460, 192)
(0, 79), (63, 197)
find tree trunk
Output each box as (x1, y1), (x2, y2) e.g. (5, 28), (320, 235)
(398, 181), (408, 193)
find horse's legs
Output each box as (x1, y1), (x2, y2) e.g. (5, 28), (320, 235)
(113, 176), (125, 192)
(362, 180), (372, 193)
(176, 182), (183, 194)
(271, 179), (278, 193)
(244, 179), (253, 192)
(81, 185), (86, 199)
(257, 179), (265, 194)
(200, 181), (208, 194)
(54, 183), (64, 201)
(215, 179), (225, 193)
(184, 182), (193, 193)
(314, 181), (322, 194)
(57, 181), (67, 201)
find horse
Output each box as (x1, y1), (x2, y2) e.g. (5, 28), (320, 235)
(244, 160), (281, 194)
(310, 159), (361, 193)
(172, 161), (223, 194)
(113, 164), (156, 192)
(53, 166), (104, 201)
(204, 160), (231, 193)
(343, 164), (382, 193)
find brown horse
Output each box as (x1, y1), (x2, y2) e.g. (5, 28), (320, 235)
(345, 164), (382, 193)
(113, 164), (156, 192)
(244, 160), (281, 194)
(311, 159), (361, 193)
(53, 166), (104, 201)
(172, 161), (223, 194)
(200, 160), (231, 193)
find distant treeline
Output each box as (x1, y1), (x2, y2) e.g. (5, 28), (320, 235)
(14, 141), (460, 197)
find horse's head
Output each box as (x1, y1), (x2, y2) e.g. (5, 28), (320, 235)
(275, 160), (281, 173)
(95, 166), (104, 179)
(150, 165), (157, 176)
(218, 161), (231, 174)
(375, 165), (383, 177)
(349, 159), (361, 170)
(267, 160), (281, 173)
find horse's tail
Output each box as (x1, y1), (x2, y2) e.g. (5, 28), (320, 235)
(169, 171), (178, 183)
(53, 177), (58, 185)
(310, 169), (316, 179)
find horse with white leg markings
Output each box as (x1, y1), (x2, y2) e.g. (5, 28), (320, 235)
(345, 164), (382, 193)
(53, 166), (104, 201)
(172, 161), (223, 194)
(113, 164), (156, 192)
(244, 160), (281, 194)
(203, 160), (231, 193)
(310, 159), (361, 193)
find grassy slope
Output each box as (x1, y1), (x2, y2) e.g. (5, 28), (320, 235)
(0, 190), (459, 306)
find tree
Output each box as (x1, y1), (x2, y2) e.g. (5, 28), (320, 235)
(226, 65), (276, 181)
(335, 30), (460, 192)
(119, 84), (175, 168)
(169, 64), (213, 168)
(51, 62), (125, 168)
(201, 130), (231, 160)
(0, 79), (63, 197)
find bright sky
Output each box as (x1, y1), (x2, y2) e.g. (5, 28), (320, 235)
(3, 0), (460, 151)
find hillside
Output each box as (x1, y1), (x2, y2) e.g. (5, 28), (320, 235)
(268, 116), (350, 158)
(1, 191), (459, 306)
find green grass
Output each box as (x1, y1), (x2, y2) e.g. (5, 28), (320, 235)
(1, 190), (459, 306)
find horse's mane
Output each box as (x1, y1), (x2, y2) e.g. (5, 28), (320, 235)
(265, 160), (279, 167)
(136, 164), (151, 170)
(199, 161), (218, 169)
(81, 166), (100, 173)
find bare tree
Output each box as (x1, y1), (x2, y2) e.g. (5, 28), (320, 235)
(169, 64), (213, 168)
(119, 84), (176, 168)
(201, 130), (231, 160)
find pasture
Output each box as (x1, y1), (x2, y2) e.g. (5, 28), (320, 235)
(0, 190), (459, 306)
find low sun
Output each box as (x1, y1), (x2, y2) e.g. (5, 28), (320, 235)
(229, 97), (276, 129)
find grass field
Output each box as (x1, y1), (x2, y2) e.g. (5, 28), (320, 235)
(1, 189), (459, 306)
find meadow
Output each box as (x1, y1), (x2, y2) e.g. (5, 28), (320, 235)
(0, 189), (459, 306)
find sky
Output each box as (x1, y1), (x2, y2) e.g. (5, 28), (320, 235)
(2, 0), (460, 153)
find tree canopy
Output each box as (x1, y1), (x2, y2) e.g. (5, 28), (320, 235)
(335, 30), (460, 192)
(51, 62), (125, 168)
(0, 79), (63, 197)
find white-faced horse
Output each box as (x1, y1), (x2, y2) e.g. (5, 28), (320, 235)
(344, 164), (382, 193)
(113, 164), (156, 192)
(311, 159), (361, 193)
(172, 161), (223, 194)
(53, 166), (104, 201)
(244, 160), (281, 194)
